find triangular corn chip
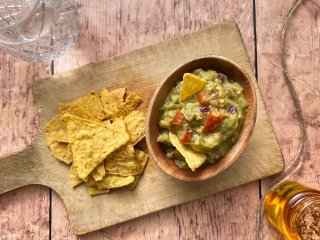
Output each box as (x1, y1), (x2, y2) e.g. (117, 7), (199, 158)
(63, 114), (129, 179)
(111, 88), (126, 102)
(58, 103), (95, 120)
(100, 88), (142, 119)
(169, 132), (206, 171)
(100, 88), (124, 119)
(105, 144), (142, 176)
(127, 149), (149, 190)
(122, 92), (142, 116)
(88, 185), (110, 196)
(91, 161), (106, 181)
(124, 110), (146, 145)
(45, 134), (73, 164)
(95, 175), (135, 189)
(179, 73), (206, 102)
(70, 164), (83, 187)
(44, 114), (70, 143)
(61, 92), (106, 121)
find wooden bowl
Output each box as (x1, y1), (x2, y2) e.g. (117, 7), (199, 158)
(146, 56), (257, 181)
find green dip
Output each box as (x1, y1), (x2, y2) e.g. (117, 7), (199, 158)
(157, 68), (248, 170)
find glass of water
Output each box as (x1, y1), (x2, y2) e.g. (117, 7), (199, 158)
(0, 0), (79, 61)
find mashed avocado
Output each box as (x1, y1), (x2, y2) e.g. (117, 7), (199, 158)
(157, 68), (248, 170)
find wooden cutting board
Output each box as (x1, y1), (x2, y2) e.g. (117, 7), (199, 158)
(0, 22), (284, 235)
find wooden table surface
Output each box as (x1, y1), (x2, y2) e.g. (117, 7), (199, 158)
(0, 0), (319, 239)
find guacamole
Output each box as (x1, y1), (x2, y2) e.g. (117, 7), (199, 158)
(157, 68), (248, 170)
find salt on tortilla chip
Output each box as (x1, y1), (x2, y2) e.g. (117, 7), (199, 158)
(169, 132), (206, 171)
(45, 135), (73, 164)
(70, 164), (83, 187)
(88, 185), (110, 196)
(95, 175), (134, 189)
(105, 144), (143, 176)
(44, 114), (70, 143)
(63, 114), (129, 179)
(91, 162), (106, 181)
(127, 149), (149, 190)
(61, 92), (106, 121)
(124, 110), (146, 145)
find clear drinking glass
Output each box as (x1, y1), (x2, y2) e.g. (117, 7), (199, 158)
(0, 0), (79, 61)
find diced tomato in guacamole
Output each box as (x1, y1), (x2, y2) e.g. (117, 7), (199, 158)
(157, 68), (248, 170)
(202, 114), (222, 134)
(172, 110), (184, 126)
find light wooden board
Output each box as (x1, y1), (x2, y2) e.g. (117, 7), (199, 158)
(0, 22), (284, 235)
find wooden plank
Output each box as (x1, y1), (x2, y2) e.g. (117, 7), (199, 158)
(256, 0), (320, 238)
(50, 0), (260, 239)
(0, 56), (51, 239)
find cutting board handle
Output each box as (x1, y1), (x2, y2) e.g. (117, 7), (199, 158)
(0, 145), (39, 194)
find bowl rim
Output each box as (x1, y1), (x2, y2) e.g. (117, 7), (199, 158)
(146, 55), (257, 181)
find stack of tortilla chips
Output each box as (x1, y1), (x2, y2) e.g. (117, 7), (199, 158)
(44, 88), (148, 196)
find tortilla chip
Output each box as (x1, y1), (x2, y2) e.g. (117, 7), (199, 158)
(111, 88), (126, 103)
(124, 110), (146, 145)
(122, 92), (142, 115)
(135, 149), (149, 167)
(63, 114), (129, 179)
(127, 149), (149, 190)
(110, 117), (127, 134)
(70, 164), (83, 187)
(91, 162), (106, 181)
(180, 73), (206, 102)
(169, 132), (206, 171)
(100, 88), (124, 119)
(58, 102), (95, 120)
(61, 92), (106, 121)
(127, 175), (141, 190)
(88, 185), (110, 196)
(105, 144), (143, 176)
(44, 114), (70, 142)
(102, 119), (111, 125)
(84, 175), (94, 186)
(95, 175), (135, 189)
(80, 176), (89, 182)
(45, 135), (73, 164)
(44, 101), (99, 143)
(100, 88), (142, 119)
(45, 87), (147, 195)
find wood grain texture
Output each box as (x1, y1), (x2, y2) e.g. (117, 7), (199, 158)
(3, 0), (315, 238)
(52, 1), (260, 239)
(256, 0), (320, 239)
(15, 21), (282, 235)
(0, 54), (51, 239)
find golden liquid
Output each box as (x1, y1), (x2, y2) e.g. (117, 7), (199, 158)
(263, 181), (320, 240)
